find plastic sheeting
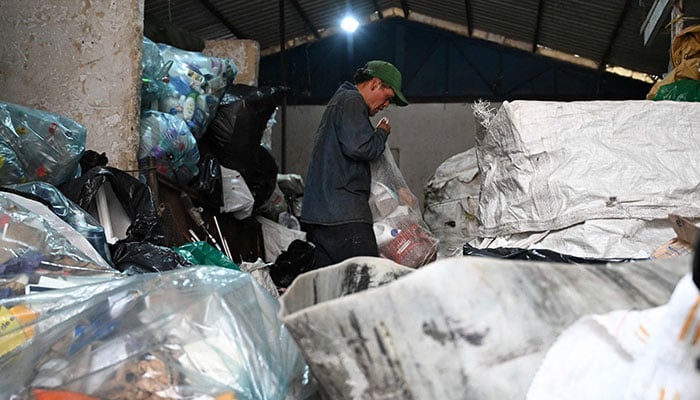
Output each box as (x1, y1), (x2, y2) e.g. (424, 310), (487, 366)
(0, 266), (314, 399)
(476, 100), (700, 238)
(279, 255), (689, 399)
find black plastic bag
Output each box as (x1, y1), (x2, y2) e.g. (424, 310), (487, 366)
(463, 243), (641, 264)
(204, 85), (288, 154)
(190, 153), (223, 209)
(270, 239), (315, 289)
(110, 240), (192, 275)
(59, 166), (166, 244)
(201, 85), (287, 208)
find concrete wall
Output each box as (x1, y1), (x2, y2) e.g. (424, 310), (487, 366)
(0, 0), (144, 171)
(271, 103), (479, 209)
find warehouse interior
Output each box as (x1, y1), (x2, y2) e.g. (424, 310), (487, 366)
(0, 0), (699, 399)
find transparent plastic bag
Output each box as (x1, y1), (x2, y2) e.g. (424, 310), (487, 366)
(140, 37), (173, 109)
(6, 182), (111, 264)
(157, 43), (237, 139)
(0, 101), (85, 186)
(0, 266), (315, 399)
(370, 148), (438, 268)
(139, 110), (200, 184)
(0, 191), (119, 300)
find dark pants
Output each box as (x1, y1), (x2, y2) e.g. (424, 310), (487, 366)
(302, 222), (378, 268)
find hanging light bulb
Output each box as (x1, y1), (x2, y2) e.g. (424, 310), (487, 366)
(341, 16), (359, 32)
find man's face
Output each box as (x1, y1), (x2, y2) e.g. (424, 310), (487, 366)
(366, 78), (395, 116)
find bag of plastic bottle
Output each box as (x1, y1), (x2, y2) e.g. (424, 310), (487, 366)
(157, 43), (237, 138)
(0, 101), (85, 186)
(138, 110), (200, 185)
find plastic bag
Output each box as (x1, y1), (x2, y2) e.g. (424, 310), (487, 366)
(140, 37), (173, 109)
(6, 182), (111, 264)
(173, 241), (239, 271)
(270, 239), (316, 289)
(202, 85), (287, 208)
(204, 85), (288, 156)
(256, 216), (306, 263)
(260, 108), (278, 151)
(139, 110), (200, 184)
(257, 183), (288, 222)
(190, 153), (223, 209)
(369, 149), (438, 268)
(653, 79), (700, 102)
(0, 101), (85, 186)
(0, 266), (315, 399)
(110, 241), (192, 275)
(59, 166), (166, 245)
(157, 43), (237, 138)
(0, 191), (119, 299)
(463, 243), (641, 264)
(239, 258), (279, 298)
(220, 166), (254, 218)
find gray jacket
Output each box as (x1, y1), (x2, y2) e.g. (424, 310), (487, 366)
(301, 82), (388, 225)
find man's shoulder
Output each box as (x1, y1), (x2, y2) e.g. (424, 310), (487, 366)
(330, 83), (362, 104)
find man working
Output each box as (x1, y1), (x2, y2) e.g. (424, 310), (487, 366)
(301, 60), (408, 268)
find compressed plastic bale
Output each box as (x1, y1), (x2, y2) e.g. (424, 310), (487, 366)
(0, 266), (315, 400)
(423, 148), (481, 257)
(476, 100), (700, 237)
(279, 255), (689, 399)
(527, 273), (700, 399)
(0, 101), (86, 186)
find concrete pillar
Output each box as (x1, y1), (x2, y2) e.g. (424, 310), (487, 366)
(0, 0), (144, 171)
(204, 40), (260, 86)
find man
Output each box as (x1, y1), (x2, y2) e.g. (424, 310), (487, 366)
(301, 60), (409, 268)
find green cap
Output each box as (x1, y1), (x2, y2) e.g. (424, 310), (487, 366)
(364, 60), (408, 106)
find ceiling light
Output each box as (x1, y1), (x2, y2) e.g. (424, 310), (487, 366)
(341, 16), (359, 33)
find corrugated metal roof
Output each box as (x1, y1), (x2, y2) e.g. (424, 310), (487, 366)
(144, 0), (700, 78)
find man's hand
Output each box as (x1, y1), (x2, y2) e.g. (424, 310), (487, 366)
(376, 116), (391, 134)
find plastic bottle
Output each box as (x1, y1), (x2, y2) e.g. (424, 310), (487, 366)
(373, 222), (400, 246)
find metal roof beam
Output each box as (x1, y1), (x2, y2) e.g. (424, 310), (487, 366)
(599, 0), (633, 71)
(640, 0), (673, 45)
(464, 0), (473, 36)
(371, 0), (384, 19)
(196, 0), (245, 38)
(288, 0), (321, 39)
(399, 0), (411, 18)
(531, 0), (544, 52)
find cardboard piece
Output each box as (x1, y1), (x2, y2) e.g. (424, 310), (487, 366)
(650, 214), (699, 259)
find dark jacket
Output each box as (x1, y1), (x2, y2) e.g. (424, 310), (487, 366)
(301, 82), (388, 225)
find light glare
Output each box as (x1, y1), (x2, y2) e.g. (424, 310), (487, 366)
(341, 16), (359, 32)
